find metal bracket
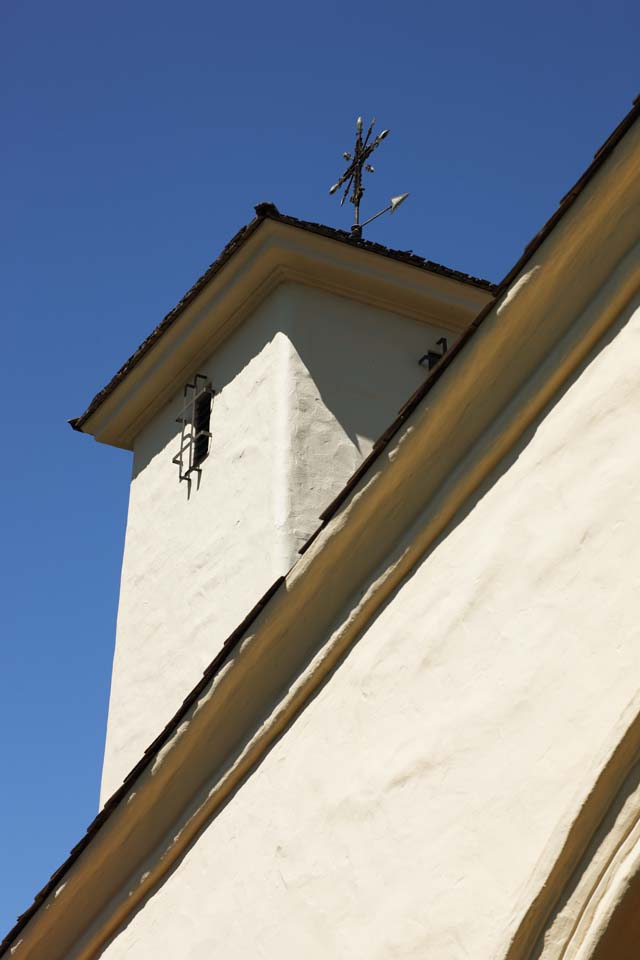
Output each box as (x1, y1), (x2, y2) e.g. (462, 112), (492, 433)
(419, 337), (448, 371)
(172, 375), (214, 483)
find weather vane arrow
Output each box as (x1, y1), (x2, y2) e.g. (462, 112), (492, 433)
(329, 116), (409, 238)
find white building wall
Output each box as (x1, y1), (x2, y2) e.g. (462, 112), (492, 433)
(99, 295), (640, 959)
(101, 282), (451, 801)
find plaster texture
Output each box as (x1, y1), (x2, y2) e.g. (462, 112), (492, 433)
(98, 291), (640, 959)
(5, 108), (638, 960)
(101, 282), (452, 801)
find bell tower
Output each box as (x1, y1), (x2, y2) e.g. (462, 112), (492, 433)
(72, 204), (493, 802)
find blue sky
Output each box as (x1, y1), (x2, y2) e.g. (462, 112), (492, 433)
(0, 0), (637, 939)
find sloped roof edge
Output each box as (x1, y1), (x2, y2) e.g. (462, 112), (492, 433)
(69, 206), (496, 434)
(3, 94), (639, 957)
(302, 93), (640, 546)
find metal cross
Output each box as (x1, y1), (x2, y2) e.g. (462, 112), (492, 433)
(329, 116), (390, 238)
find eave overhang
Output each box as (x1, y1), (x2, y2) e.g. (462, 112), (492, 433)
(71, 207), (494, 450)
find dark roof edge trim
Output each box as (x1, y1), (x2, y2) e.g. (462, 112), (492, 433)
(70, 204), (495, 434)
(0, 575), (287, 957)
(301, 95), (640, 540)
(4, 95), (639, 957)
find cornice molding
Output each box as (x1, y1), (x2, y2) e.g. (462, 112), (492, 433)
(78, 219), (491, 450)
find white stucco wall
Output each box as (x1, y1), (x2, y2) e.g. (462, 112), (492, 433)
(101, 282), (451, 801)
(98, 294), (640, 960)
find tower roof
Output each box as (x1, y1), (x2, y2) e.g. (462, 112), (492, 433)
(69, 204), (495, 448)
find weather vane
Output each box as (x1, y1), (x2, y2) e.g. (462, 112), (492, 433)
(329, 116), (409, 239)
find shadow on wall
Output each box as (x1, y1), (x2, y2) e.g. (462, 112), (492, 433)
(590, 859), (640, 960)
(521, 710), (640, 960)
(284, 283), (439, 456)
(98, 286), (640, 955)
(131, 282), (444, 481)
